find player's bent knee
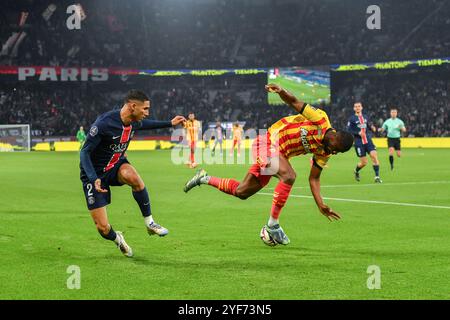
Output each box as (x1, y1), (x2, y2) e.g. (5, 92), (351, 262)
(129, 177), (145, 190)
(280, 172), (296, 185)
(235, 188), (250, 200)
(234, 185), (255, 200)
(121, 172), (144, 190)
(237, 193), (250, 200)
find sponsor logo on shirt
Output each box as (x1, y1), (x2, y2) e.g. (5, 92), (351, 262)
(300, 128), (311, 152)
(110, 143), (128, 153)
(357, 122), (367, 129)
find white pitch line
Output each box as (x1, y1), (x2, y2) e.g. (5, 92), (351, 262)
(257, 193), (450, 210)
(265, 180), (450, 190)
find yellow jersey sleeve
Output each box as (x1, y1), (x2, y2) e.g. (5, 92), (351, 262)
(313, 154), (330, 170)
(301, 104), (326, 123)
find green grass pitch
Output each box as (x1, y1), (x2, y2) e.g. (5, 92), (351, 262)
(0, 148), (449, 299)
(268, 75), (330, 105)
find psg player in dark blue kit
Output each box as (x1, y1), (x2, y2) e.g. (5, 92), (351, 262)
(80, 90), (186, 257)
(347, 102), (382, 183)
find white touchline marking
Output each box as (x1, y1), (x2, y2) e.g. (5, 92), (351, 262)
(257, 193), (450, 210)
(265, 180), (450, 190)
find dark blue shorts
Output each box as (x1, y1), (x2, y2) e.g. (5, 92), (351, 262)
(354, 138), (376, 157)
(81, 158), (130, 210)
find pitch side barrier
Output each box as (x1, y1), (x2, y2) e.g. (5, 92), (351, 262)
(27, 137), (450, 152)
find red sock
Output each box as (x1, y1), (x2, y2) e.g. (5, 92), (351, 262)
(271, 181), (293, 219)
(190, 143), (195, 163)
(208, 177), (240, 196)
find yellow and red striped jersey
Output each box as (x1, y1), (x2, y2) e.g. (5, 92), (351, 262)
(232, 125), (243, 140)
(268, 104), (333, 168)
(184, 119), (201, 142)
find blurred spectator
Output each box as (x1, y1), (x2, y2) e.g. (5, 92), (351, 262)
(1, 66), (448, 138)
(330, 67), (450, 137)
(0, 0), (449, 69)
(0, 0), (448, 138)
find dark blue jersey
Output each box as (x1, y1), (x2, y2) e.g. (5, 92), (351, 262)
(347, 113), (373, 144)
(80, 110), (172, 182)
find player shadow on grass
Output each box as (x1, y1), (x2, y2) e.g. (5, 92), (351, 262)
(103, 246), (348, 270)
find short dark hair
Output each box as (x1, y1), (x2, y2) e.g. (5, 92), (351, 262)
(125, 90), (149, 103)
(336, 130), (354, 152)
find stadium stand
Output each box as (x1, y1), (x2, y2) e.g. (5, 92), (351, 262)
(1, 0), (449, 68)
(0, 0), (448, 140)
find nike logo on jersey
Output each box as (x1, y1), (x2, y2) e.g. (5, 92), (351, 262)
(112, 135), (121, 139)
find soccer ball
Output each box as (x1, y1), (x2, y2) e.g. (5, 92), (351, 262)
(260, 225), (277, 246)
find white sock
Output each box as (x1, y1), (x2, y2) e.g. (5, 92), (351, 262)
(199, 175), (210, 184)
(268, 216), (279, 227)
(144, 215), (154, 226)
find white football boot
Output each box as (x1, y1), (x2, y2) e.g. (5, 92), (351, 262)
(147, 222), (169, 237)
(116, 231), (133, 257)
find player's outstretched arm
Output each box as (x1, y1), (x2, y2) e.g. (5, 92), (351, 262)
(265, 83), (305, 113)
(139, 116), (186, 130)
(309, 164), (341, 221)
(171, 115), (186, 126)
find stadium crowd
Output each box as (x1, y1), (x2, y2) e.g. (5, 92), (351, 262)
(1, 0), (449, 68)
(0, 0), (448, 139)
(1, 66), (448, 138)
(331, 75), (449, 137)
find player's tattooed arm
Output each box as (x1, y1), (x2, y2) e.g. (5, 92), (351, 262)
(265, 83), (305, 113)
(309, 165), (341, 221)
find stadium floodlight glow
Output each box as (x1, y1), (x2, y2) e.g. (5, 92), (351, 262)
(0, 124), (31, 152)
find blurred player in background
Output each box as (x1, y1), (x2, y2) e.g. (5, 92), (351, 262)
(184, 112), (201, 168)
(230, 122), (243, 157)
(76, 126), (86, 150)
(80, 90), (185, 257)
(347, 102), (382, 183)
(184, 84), (354, 246)
(212, 121), (224, 156)
(378, 108), (406, 170)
